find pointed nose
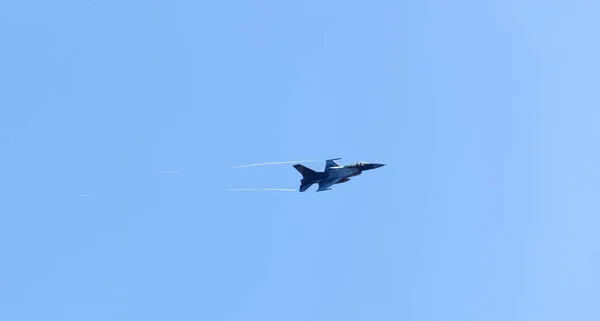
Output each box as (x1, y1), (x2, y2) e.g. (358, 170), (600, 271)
(373, 163), (385, 169)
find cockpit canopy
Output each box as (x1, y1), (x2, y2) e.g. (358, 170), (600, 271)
(347, 162), (369, 168)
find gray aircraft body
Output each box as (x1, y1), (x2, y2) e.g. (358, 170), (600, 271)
(293, 158), (385, 192)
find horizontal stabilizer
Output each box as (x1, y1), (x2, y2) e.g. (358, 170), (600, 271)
(299, 183), (313, 192)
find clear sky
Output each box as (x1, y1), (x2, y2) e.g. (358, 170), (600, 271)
(1, 0), (599, 320)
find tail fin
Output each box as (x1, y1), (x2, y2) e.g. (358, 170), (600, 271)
(293, 164), (317, 178)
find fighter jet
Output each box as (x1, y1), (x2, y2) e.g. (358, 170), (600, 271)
(293, 158), (385, 192)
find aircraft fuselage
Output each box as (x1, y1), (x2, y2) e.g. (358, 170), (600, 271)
(293, 160), (385, 192)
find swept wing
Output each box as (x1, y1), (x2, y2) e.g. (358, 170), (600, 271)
(317, 177), (342, 191)
(324, 158), (343, 172)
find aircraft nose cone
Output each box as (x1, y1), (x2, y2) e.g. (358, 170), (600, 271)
(373, 163), (385, 169)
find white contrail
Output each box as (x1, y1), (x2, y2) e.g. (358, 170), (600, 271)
(227, 188), (297, 192)
(233, 160), (320, 168)
(158, 170), (181, 174)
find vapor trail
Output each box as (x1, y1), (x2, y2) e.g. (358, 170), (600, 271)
(227, 188), (297, 192)
(158, 170), (181, 174)
(233, 160), (319, 168)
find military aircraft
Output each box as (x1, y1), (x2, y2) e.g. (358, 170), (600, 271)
(293, 158), (385, 192)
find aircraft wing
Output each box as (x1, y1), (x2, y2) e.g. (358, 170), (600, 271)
(324, 158), (343, 172)
(317, 177), (342, 191)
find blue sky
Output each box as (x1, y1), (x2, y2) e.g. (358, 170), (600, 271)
(1, 0), (599, 320)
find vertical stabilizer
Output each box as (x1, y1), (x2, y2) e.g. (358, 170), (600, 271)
(293, 164), (317, 178)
